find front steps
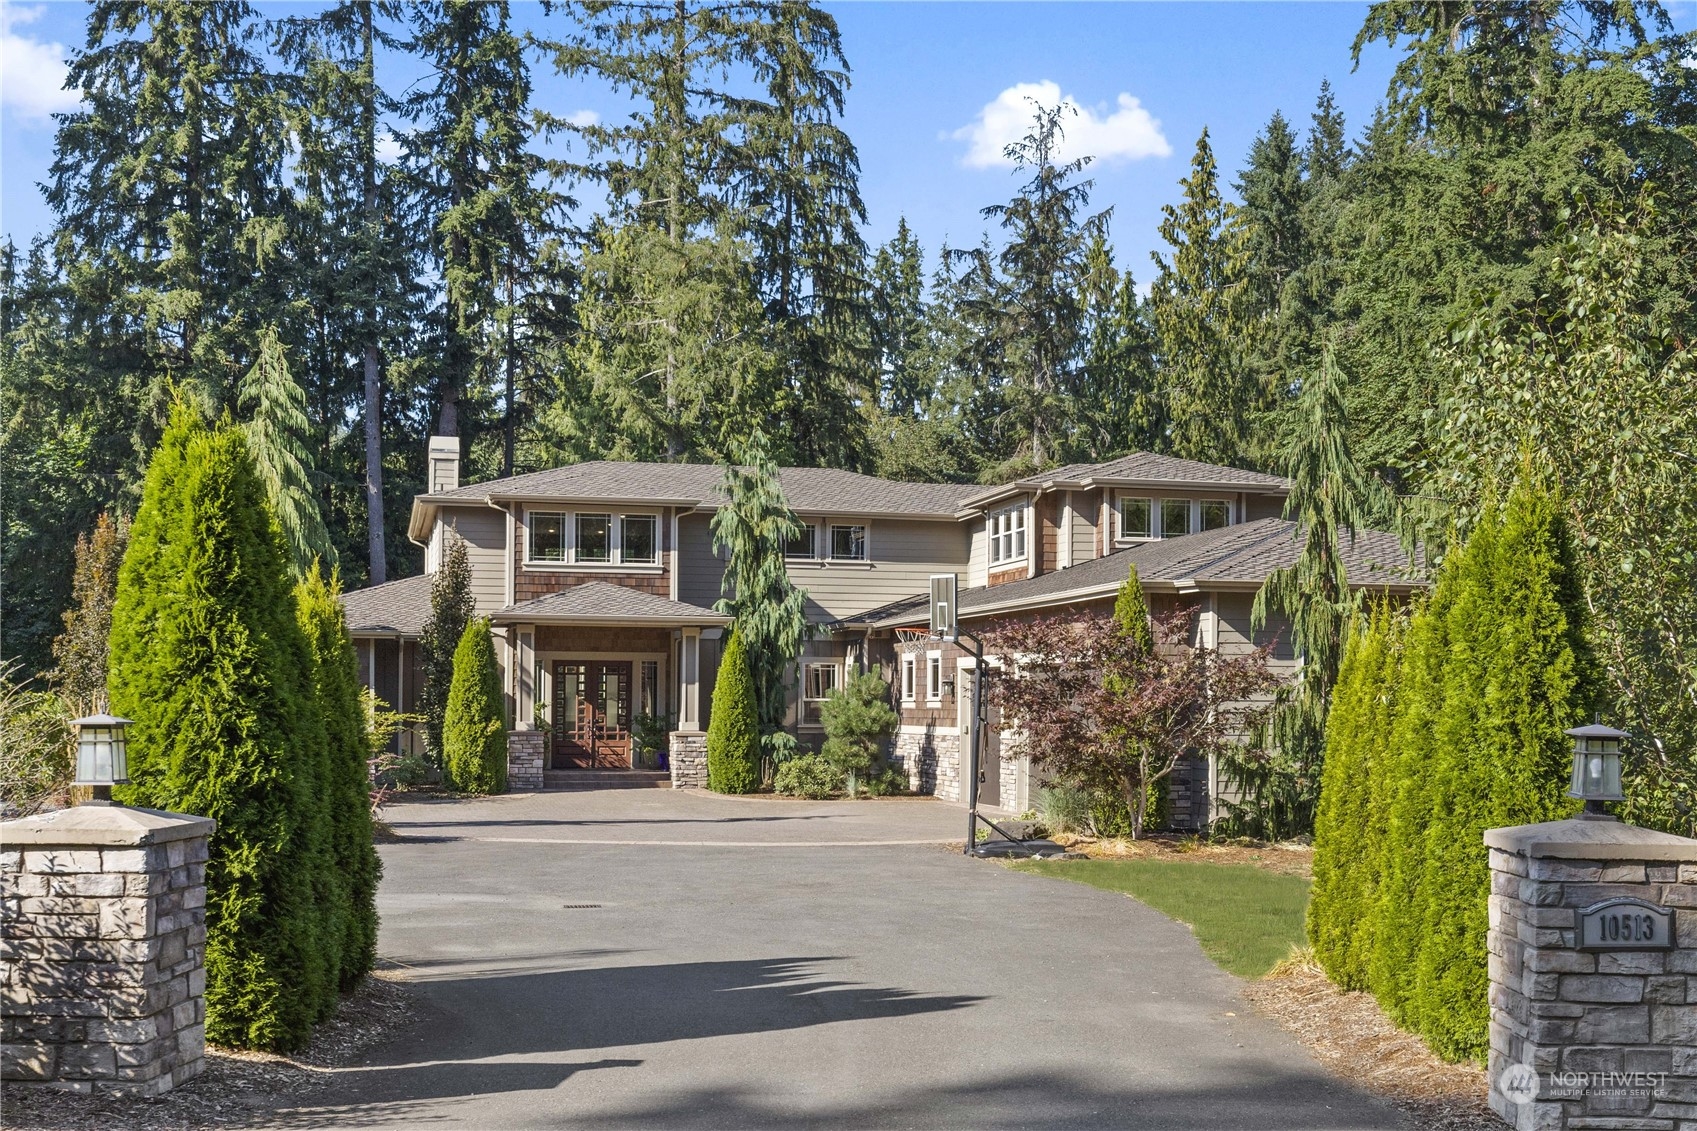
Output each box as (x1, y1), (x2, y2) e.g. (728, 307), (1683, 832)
(542, 770), (671, 791)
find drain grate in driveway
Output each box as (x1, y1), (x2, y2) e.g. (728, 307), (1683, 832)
(562, 904), (602, 909)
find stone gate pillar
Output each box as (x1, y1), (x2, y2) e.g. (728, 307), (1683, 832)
(1486, 817), (1697, 1129)
(1, 804), (214, 1096)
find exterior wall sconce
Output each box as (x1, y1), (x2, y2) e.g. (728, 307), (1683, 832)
(71, 713), (131, 805)
(1566, 720), (1628, 818)
(941, 676), (956, 700)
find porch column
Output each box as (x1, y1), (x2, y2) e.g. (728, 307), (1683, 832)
(679, 628), (701, 730)
(515, 625), (536, 730)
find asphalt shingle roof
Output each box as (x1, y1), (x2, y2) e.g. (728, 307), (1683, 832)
(960, 452), (1289, 508)
(849, 518), (1422, 628)
(493, 582), (729, 624)
(428, 461), (982, 518)
(340, 573), (433, 636)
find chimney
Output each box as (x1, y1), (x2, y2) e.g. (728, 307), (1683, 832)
(427, 436), (460, 494)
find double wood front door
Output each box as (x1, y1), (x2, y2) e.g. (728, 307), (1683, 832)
(552, 660), (632, 769)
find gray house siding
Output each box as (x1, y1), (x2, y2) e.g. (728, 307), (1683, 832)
(439, 505), (508, 614)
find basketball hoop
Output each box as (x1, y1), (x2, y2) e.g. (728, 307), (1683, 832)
(894, 627), (932, 654)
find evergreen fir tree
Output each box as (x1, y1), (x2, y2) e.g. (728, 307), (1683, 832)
(711, 429), (809, 758)
(707, 626), (760, 794)
(1150, 128), (1257, 467)
(954, 103), (1108, 472)
(1241, 342), (1386, 837)
(419, 529), (475, 762)
(108, 406), (331, 1051)
(870, 218), (931, 419)
(442, 617), (508, 795)
(50, 512), (129, 714)
(240, 327), (336, 578)
(294, 564), (382, 990)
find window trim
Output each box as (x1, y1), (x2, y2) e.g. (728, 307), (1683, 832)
(827, 522), (868, 562)
(988, 501), (1028, 566)
(523, 508), (665, 570)
(784, 522), (820, 561)
(900, 654), (917, 705)
(803, 661), (841, 703)
(1117, 496), (1154, 541)
(925, 650), (943, 705)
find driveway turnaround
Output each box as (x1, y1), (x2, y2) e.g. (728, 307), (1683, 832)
(279, 791), (1402, 1130)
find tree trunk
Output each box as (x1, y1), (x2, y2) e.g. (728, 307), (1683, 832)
(503, 267), (516, 477)
(360, 1), (386, 584)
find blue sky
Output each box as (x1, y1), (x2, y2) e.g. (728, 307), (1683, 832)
(5, 1), (1694, 285)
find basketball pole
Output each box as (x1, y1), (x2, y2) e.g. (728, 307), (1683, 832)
(957, 628), (985, 856)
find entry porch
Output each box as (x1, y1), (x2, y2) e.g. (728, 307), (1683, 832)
(492, 582), (731, 790)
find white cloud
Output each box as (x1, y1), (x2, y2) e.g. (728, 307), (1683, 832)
(1, 5), (82, 124)
(952, 80), (1170, 170)
(566, 109), (599, 129)
(375, 129), (405, 165)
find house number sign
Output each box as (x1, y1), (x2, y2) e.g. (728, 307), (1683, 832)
(1575, 897), (1674, 951)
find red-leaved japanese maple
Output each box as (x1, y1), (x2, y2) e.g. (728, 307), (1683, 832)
(986, 603), (1281, 839)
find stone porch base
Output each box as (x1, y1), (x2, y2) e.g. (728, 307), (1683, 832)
(506, 730), (544, 792)
(668, 732), (707, 788)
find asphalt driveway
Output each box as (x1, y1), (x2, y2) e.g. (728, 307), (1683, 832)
(278, 790), (1402, 1130)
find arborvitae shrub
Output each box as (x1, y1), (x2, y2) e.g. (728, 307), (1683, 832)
(442, 618), (507, 794)
(108, 407), (330, 1051)
(295, 565), (382, 990)
(1410, 478), (1590, 1061)
(1308, 608), (1378, 989)
(707, 626), (760, 794)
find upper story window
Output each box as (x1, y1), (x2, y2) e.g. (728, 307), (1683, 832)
(1161, 500), (1192, 539)
(1118, 496), (1235, 541)
(576, 513), (613, 562)
(1119, 497), (1152, 540)
(988, 503), (1026, 565)
(527, 511), (661, 567)
(829, 524), (867, 561)
(785, 523), (818, 560)
(529, 513), (568, 561)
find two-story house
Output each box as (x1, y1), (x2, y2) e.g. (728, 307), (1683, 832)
(341, 440), (1420, 824)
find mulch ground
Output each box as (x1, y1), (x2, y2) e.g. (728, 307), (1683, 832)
(5, 971), (419, 1131)
(1050, 832), (1318, 878)
(1245, 958), (1498, 1130)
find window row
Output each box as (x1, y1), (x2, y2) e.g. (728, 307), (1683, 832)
(899, 652), (946, 704)
(1117, 497), (1232, 541)
(784, 522), (868, 562)
(528, 512), (658, 566)
(988, 503), (1027, 565)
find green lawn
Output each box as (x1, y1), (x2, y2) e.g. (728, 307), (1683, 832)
(1013, 859), (1310, 978)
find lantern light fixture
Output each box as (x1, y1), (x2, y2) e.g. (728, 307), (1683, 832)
(1565, 719), (1628, 819)
(70, 713), (131, 805)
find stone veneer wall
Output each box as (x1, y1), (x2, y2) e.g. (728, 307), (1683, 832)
(1486, 818), (1697, 1130)
(506, 730), (544, 791)
(669, 732), (707, 788)
(890, 729), (958, 800)
(1, 805), (214, 1097)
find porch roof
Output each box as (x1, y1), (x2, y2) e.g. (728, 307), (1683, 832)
(493, 582), (732, 627)
(839, 518), (1423, 629)
(341, 573), (432, 638)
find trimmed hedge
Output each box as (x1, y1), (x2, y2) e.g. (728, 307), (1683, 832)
(707, 626), (760, 793)
(295, 566), (382, 990)
(442, 618), (507, 794)
(1308, 472), (1595, 1062)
